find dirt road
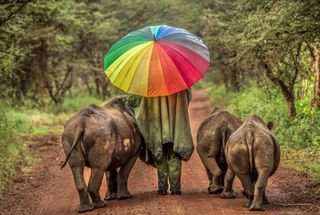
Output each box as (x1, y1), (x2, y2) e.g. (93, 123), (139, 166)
(0, 89), (319, 215)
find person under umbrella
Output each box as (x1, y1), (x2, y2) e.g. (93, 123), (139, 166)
(127, 89), (193, 195)
(103, 25), (210, 195)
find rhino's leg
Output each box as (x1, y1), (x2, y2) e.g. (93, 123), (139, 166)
(117, 154), (138, 200)
(237, 174), (254, 208)
(88, 168), (107, 209)
(220, 168), (235, 198)
(249, 169), (270, 211)
(205, 168), (214, 191)
(71, 166), (93, 213)
(104, 170), (118, 201)
(219, 160), (228, 187)
(198, 148), (223, 194)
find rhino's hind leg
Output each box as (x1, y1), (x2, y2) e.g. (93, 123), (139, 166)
(249, 169), (270, 211)
(88, 168), (107, 209)
(71, 166), (93, 213)
(205, 167), (223, 194)
(117, 154), (138, 200)
(104, 170), (118, 201)
(205, 168), (214, 192)
(220, 168), (235, 198)
(198, 150), (223, 194)
(237, 174), (254, 208)
(210, 175), (223, 194)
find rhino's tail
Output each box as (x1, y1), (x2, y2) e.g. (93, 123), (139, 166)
(60, 125), (84, 169)
(220, 122), (228, 163)
(245, 131), (255, 182)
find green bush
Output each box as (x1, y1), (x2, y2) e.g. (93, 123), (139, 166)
(205, 83), (320, 148)
(47, 93), (104, 114)
(0, 103), (33, 195)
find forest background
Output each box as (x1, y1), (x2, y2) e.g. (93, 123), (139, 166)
(0, 0), (319, 194)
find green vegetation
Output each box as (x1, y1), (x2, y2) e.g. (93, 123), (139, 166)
(204, 82), (320, 181)
(0, 103), (34, 194)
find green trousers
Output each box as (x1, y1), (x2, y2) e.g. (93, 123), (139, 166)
(154, 143), (182, 192)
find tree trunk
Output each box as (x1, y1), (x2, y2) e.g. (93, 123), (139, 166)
(94, 70), (101, 96)
(37, 39), (48, 108)
(83, 78), (92, 95)
(286, 95), (297, 117)
(307, 43), (320, 109)
(46, 67), (73, 105)
(297, 71), (304, 99)
(230, 62), (240, 92)
(261, 60), (297, 117)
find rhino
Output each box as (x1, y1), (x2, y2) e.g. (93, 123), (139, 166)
(197, 107), (242, 194)
(221, 115), (280, 211)
(61, 97), (143, 213)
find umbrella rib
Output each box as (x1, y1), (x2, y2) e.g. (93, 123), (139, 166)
(106, 43), (152, 85)
(127, 43), (153, 96)
(160, 41), (209, 76)
(111, 43), (153, 91)
(119, 43), (153, 93)
(156, 46), (169, 96)
(156, 44), (188, 94)
(147, 43), (169, 96)
(160, 38), (210, 62)
(159, 43), (205, 84)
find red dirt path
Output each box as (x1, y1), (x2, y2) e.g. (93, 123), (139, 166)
(0, 89), (319, 215)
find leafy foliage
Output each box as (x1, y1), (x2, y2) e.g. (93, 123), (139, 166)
(205, 82), (320, 148)
(0, 102), (33, 194)
(202, 0), (320, 115)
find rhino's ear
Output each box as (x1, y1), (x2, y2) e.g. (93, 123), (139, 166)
(267, 121), (273, 130)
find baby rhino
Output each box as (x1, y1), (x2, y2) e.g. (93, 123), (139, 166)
(61, 97), (142, 213)
(222, 115), (280, 211)
(197, 108), (242, 194)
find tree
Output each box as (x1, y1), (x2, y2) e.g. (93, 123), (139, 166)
(307, 43), (320, 109)
(202, 0), (320, 117)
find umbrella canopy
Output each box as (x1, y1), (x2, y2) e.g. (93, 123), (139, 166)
(104, 25), (210, 97)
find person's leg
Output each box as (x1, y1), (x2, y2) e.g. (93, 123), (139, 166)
(167, 143), (182, 195)
(154, 146), (169, 195)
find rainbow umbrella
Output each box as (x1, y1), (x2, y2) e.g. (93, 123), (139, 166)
(104, 25), (210, 97)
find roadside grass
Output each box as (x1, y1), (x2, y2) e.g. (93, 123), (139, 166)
(282, 147), (320, 184)
(0, 104), (34, 195)
(203, 82), (320, 183)
(6, 93), (105, 137)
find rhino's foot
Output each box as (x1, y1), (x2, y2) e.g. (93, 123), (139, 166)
(93, 201), (107, 209)
(104, 192), (117, 201)
(117, 191), (132, 200)
(208, 185), (224, 194)
(249, 199), (265, 211)
(220, 191), (235, 199)
(78, 203), (94, 213)
(249, 205), (265, 211)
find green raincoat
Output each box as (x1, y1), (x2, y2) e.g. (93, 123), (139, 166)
(127, 89), (193, 162)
